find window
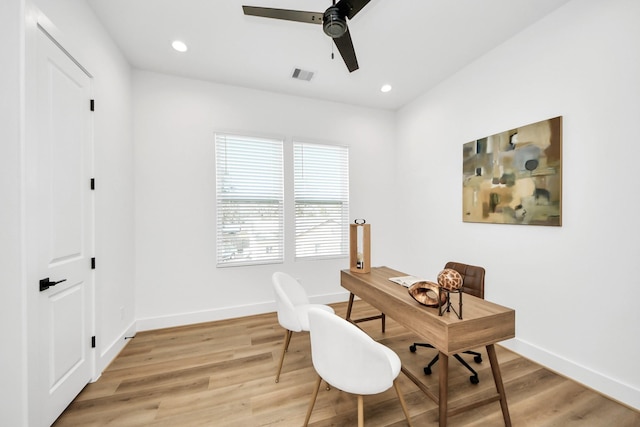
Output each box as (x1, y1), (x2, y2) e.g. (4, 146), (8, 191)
(294, 142), (349, 260)
(215, 133), (284, 266)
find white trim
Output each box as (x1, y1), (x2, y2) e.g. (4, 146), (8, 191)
(36, 24), (92, 77)
(136, 291), (349, 332)
(34, 11), (91, 78)
(501, 338), (640, 410)
(93, 321), (137, 381)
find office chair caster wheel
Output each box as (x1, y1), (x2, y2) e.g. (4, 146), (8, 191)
(474, 355), (482, 363)
(470, 375), (479, 384)
(409, 345), (417, 352)
(424, 366), (432, 375)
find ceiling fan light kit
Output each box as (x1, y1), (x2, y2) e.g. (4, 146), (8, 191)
(323, 6), (347, 38)
(243, 0), (371, 73)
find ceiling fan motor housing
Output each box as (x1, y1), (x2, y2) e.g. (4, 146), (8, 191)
(323, 6), (347, 38)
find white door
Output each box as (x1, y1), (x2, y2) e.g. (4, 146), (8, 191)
(36, 27), (94, 425)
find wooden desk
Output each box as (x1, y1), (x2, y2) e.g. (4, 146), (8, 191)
(342, 266), (515, 427)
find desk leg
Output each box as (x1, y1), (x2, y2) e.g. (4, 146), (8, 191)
(345, 292), (385, 332)
(438, 351), (448, 427)
(346, 293), (355, 322)
(486, 344), (512, 427)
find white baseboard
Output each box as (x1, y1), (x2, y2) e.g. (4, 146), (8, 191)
(93, 320), (136, 381)
(501, 338), (640, 410)
(136, 301), (275, 332)
(135, 291), (350, 332)
(311, 291), (351, 306)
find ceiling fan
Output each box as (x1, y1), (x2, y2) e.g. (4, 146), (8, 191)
(242, 0), (371, 72)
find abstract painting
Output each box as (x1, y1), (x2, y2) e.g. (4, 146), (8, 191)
(463, 116), (562, 226)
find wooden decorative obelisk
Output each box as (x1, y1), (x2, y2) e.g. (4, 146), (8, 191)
(350, 220), (370, 274)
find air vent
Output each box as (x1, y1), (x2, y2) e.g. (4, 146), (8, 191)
(292, 68), (314, 82)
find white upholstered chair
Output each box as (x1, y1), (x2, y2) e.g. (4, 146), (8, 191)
(272, 272), (334, 383)
(303, 308), (413, 427)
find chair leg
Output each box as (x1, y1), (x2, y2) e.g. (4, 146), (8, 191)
(393, 379), (413, 427)
(409, 342), (434, 352)
(303, 375), (323, 426)
(463, 349), (483, 363)
(357, 395), (364, 427)
(423, 351), (480, 383)
(453, 353), (479, 383)
(275, 329), (293, 383)
(423, 353), (439, 375)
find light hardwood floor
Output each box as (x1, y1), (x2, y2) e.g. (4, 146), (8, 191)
(54, 300), (639, 426)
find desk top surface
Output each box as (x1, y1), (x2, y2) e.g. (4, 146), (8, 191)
(341, 266), (515, 354)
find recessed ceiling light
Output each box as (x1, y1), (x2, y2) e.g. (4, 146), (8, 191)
(172, 40), (188, 52)
(380, 84), (392, 93)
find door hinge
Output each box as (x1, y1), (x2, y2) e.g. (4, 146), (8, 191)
(90, 99), (95, 111)
(91, 257), (96, 269)
(91, 336), (96, 348)
(90, 178), (95, 190)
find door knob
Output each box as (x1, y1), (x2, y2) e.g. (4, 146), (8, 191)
(39, 277), (67, 292)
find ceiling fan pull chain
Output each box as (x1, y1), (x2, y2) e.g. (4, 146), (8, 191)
(330, 12), (335, 60)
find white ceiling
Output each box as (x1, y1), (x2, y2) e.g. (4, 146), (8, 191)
(87, 0), (572, 110)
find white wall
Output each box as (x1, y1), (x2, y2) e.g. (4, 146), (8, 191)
(133, 71), (397, 329)
(393, 0), (639, 409)
(0, 1), (28, 425)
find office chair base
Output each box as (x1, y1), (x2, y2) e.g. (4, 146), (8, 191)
(409, 342), (434, 353)
(413, 345), (483, 384)
(422, 367), (479, 384)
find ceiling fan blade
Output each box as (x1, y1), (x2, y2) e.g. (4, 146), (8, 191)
(333, 28), (359, 72)
(242, 6), (323, 25)
(335, 0), (371, 20)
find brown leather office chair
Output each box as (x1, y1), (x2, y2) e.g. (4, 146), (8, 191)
(409, 261), (486, 384)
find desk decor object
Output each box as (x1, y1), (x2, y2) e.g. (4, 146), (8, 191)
(406, 269), (464, 319)
(463, 116), (562, 226)
(408, 281), (447, 307)
(437, 268), (463, 319)
(349, 219), (370, 273)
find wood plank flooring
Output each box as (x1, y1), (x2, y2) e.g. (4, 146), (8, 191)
(54, 300), (639, 426)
